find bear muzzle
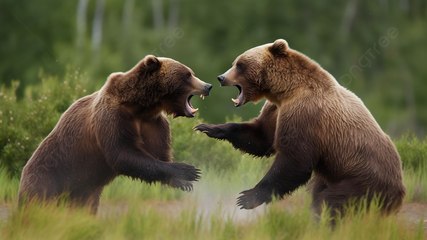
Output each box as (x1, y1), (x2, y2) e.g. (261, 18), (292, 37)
(217, 75), (226, 86)
(203, 83), (213, 96)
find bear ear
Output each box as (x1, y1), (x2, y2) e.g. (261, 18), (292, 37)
(142, 55), (161, 73)
(269, 39), (289, 57)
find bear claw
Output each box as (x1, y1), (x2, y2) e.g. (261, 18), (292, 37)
(237, 187), (272, 209)
(194, 124), (226, 139)
(168, 162), (201, 191)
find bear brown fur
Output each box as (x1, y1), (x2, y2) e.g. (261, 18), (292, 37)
(196, 39), (405, 218)
(19, 55), (212, 213)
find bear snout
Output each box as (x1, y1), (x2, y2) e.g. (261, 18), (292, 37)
(217, 75), (226, 85)
(204, 84), (213, 96)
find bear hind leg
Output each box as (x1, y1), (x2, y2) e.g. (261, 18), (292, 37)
(311, 179), (368, 223)
(69, 188), (103, 214)
(310, 175), (328, 219)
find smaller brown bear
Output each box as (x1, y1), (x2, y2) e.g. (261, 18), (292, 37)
(19, 55), (212, 213)
(195, 39), (405, 219)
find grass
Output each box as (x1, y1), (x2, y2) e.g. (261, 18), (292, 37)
(0, 182), (424, 240)
(0, 133), (426, 239)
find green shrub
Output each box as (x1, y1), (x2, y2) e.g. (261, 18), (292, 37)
(171, 117), (245, 173)
(0, 73), (89, 177)
(395, 135), (427, 202)
(396, 135), (427, 172)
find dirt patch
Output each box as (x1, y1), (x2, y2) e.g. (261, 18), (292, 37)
(399, 203), (427, 223)
(398, 202), (427, 235)
(97, 200), (185, 219)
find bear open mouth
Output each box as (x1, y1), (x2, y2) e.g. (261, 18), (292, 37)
(231, 85), (244, 107)
(185, 94), (207, 117)
(185, 95), (198, 117)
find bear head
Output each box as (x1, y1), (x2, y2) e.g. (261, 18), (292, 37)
(105, 55), (212, 117)
(217, 39), (318, 106)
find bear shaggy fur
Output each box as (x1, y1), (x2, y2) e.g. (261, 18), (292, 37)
(196, 39), (405, 217)
(19, 55), (212, 213)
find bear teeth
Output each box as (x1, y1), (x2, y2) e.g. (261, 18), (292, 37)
(231, 98), (240, 105)
(200, 95), (205, 100)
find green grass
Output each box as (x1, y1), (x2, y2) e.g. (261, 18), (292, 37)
(0, 170), (19, 204)
(0, 183), (424, 240)
(0, 141), (425, 239)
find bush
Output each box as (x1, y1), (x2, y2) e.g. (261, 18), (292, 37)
(396, 135), (427, 172)
(396, 135), (427, 202)
(171, 117), (246, 173)
(0, 73), (89, 177)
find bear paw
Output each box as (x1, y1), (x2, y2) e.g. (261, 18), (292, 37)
(168, 162), (201, 192)
(194, 124), (227, 139)
(237, 187), (273, 209)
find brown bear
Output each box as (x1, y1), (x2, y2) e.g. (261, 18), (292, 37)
(195, 39), (405, 218)
(19, 55), (212, 213)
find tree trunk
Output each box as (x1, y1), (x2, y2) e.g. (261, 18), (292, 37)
(340, 0), (359, 43)
(399, 57), (418, 134)
(121, 0), (135, 66)
(91, 0), (105, 53)
(168, 0), (179, 30)
(151, 0), (164, 29)
(76, 0), (89, 52)
(121, 0), (134, 43)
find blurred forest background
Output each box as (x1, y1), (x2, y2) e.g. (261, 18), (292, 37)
(1, 0), (426, 136)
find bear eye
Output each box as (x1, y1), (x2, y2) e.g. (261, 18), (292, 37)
(236, 62), (245, 72)
(186, 72), (192, 79)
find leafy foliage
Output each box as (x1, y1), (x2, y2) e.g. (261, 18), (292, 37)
(0, 72), (89, 177)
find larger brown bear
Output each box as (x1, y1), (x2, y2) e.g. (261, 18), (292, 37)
(196, 39), (405, 218)
(19, 55), (212, 213)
